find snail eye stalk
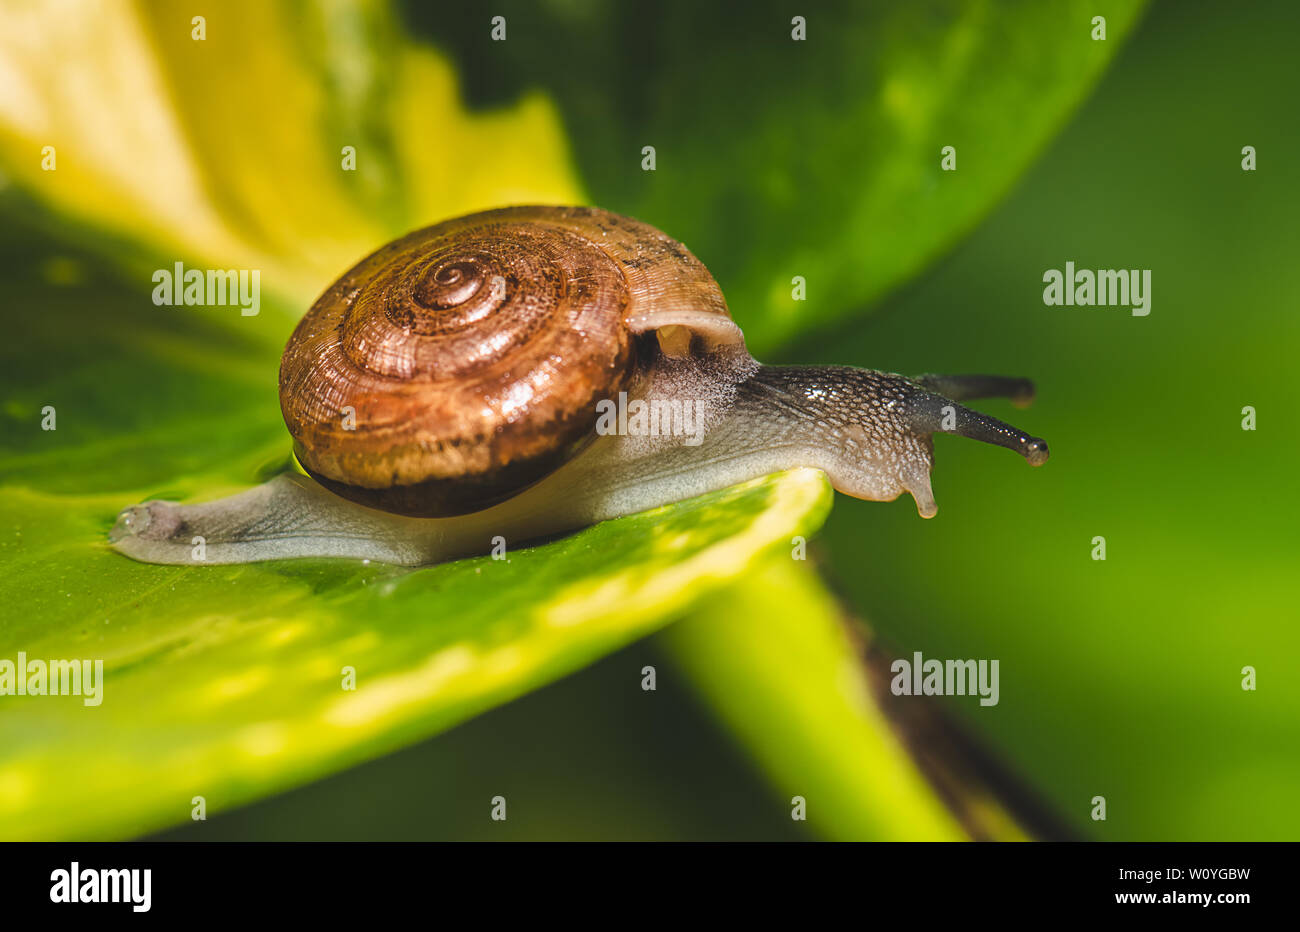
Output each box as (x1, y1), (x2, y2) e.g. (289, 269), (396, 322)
(912, 373), (1037, 407)
(903, 375), (1050, 468)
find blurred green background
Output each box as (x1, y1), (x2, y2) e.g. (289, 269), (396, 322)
(1, 0), (1296, 840)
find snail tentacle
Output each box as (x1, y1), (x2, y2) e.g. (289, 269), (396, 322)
(912, 373), (1036, 407)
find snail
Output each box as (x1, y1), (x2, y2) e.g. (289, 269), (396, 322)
(109, 206), (1049, 567)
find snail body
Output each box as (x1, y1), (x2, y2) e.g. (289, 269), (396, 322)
(111, 206), (1049, 566)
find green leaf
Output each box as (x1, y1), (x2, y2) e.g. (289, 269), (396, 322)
(0, 12), (841, 834)
(1, 447), (831, 839)
(418, 0), (1146, 354)
(0, 204), (834, 842)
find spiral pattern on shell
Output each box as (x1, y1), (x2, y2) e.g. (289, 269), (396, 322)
(281, 209), (643, 516)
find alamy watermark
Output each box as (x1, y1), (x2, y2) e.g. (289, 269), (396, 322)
(152, 261), (260, 316)
(50, 862), (150, 912)
(1043, 261), (1151, 316)
(0, 652), (103, 705)
(595, 392), (707, 446)
(890, 651), (999, 707)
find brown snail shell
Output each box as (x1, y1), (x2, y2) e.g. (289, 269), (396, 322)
(278, 206), (742, 517)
